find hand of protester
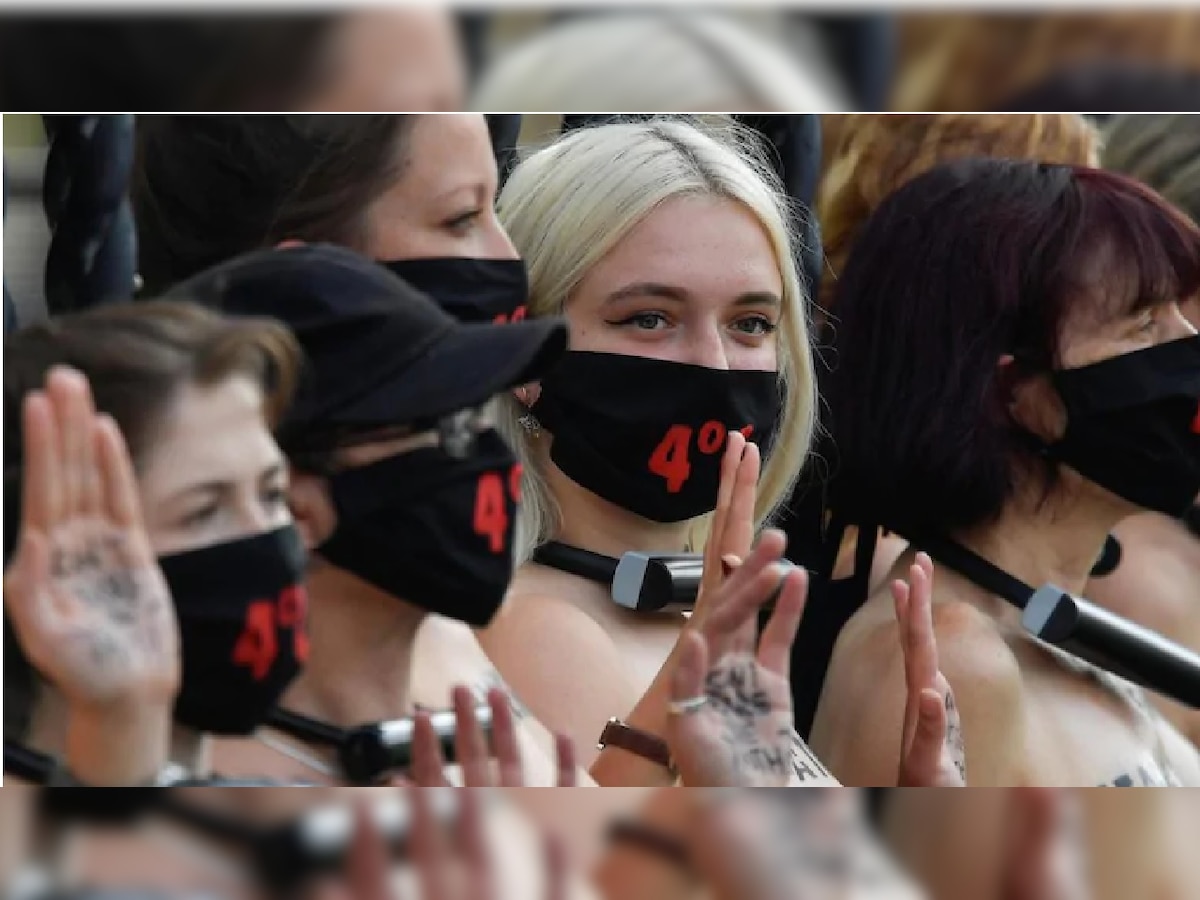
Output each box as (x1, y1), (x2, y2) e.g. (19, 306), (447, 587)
(406, 686), (578, 787)
(3, 368), (179, 784)
(319, 789), (573, 900)
(665, 536), (807, 787)
(1001, 789), (1090, 900)
(894, 554), (967, 788)
(693, 432), (758, 625)
(686, 791), (927, 900)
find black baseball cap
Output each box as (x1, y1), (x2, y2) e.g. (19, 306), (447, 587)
(168, 243), (567, 444)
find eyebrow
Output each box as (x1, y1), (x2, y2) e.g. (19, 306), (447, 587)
(166, 462), (286, 501)
(604, 282), (783, 309)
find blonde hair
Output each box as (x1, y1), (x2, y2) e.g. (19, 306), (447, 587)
(818, 114), (1101, 311)
(472, 12), (848, 113)
(497, 118), (817, 563)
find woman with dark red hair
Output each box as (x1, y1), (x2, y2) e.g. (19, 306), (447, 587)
(809, 158), (1200, 788)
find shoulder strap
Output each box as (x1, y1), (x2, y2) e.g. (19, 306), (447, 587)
(899, 529), (1035, 610)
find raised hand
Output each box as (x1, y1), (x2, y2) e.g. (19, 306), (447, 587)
(894, 553), (966, 788)
(667, 540), (826, 787)
(693, 432), (758, 624)
(408, 686), (578, 787)
(4, 368), (179, 783)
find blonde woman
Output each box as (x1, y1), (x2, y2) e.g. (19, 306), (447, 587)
(478, 118), (960, 788)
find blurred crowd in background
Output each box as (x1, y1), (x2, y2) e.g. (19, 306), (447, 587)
(1, 6), (1200, 900)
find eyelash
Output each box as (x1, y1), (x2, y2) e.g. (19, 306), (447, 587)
(444, 210), (482, 232)
(609, 313), (778, 335)
(180, 487), (288, 528)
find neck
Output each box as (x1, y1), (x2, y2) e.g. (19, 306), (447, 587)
(281, 562), (426, 728)
(545, 459), (694, 557)
(954, 477), (1132, 606)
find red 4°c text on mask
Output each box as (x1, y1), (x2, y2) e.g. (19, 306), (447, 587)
(232, 586), (311, 680)
(648, 422), (755, 493)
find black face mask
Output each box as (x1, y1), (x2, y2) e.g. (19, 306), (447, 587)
(317, 430), (518, 626)
(1048, 336), (1200, 518)
(532, 352), (783, 523)
(380, 258), (529, 325)
(1185, 504), (1200, 538)
(160, 526), (309, 736)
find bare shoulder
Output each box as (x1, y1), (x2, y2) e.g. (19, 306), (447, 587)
(814, 592), (1025, 786)
(475, 566), (641, 760)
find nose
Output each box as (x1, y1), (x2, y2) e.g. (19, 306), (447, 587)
(682, 318), (731, 370)
(483, 213), (520, 261)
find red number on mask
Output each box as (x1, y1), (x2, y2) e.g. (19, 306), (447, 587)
(697, 421), (727, 455)
(233, 601), (278, 681)
(509, 463), (524, 503)
(474, 472), (508, 553)
(649, 425), (693, 493)
(1192, 402), (1200, 434)
(277, 586), (311, 663)
(648, 421), (757, 491)
(492, 306), (529, 325)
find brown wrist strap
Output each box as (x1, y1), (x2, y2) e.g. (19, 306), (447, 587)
(597, 717), (677, 777)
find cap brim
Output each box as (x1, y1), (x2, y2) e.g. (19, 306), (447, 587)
(342, 316), (568, 426)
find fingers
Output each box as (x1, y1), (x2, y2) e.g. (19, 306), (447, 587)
(554, 733), (577, 787)
(457, 790), (494, 900)
(724, 439), (760, 561)
(48, 367), (100, 518)
(21, 392), (61, 532)
(898, 689), (948, 787)
(702, 529), (789, 636)
(454, 686), (492, 787)
(670, 630), (709, 707)
(905, 556), (939, 693)
(346, 800), (392, 900)
(410, 787), (453, 900)
(756, 567), (808, 675)
(701, 432), (745, 598)
(542, 830), (569, 900)
(486, 688), (523, 787)
(410, 710), (452, 787)
(95, 413), (145, 534)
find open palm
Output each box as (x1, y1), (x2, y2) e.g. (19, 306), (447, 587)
(4, 368), (179, 712)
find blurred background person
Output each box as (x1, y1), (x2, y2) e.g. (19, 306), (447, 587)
(471, 11), (849, 112)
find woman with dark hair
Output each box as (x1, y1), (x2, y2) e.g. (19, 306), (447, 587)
(1083, 115), (1200, 753)
(133, 114), (524, 324)
(809, 158), (1200, 788)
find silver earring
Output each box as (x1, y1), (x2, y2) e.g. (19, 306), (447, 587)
(519, 413), (541, 437)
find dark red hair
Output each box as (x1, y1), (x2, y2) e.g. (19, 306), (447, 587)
(825, 158), (1200, 534)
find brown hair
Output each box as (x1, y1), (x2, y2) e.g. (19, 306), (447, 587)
(4, 300), (301, 741)
(4, 300), (300, 472)
(132, 115), (415, 295)
(817, 114), (1100, 313)
(892, 12), (1200, 112)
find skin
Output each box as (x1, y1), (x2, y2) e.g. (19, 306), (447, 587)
(1083, 293), (1200, 751)
(15, 371), (290, 781)
(210, 113), (581, 787)
(811, 292), (1200, 788)
(299, 9), (467, 112)
(478, 193), (788, 766)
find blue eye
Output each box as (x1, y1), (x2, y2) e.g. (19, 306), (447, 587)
(735, 316), (777, 336)
(614, 312), (670, 330)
